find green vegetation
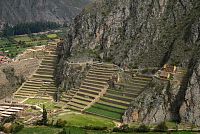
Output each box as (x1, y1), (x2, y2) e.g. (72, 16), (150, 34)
(24, 98), (56, 110)
(16, 126), (62, 134)
(47, 34), (58, 39)
(0, 32), (60, 58)
(86, 106), (122, 120)
(24, 98), (47, 105)
(2, 22), (61, 36)
(14, 36), (31, 42)
(51, 113), (115, 128)
(92, 103), (124, 113)
(59, 127), (86, 134)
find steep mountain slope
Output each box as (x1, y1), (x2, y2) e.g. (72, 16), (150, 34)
(60, 0), (200, 125)
(0, 0), (90, 27)
(64, 0), (199, 68)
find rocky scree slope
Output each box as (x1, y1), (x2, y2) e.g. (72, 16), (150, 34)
(59, 0), (200, 125)
(0, 0), (90, 27)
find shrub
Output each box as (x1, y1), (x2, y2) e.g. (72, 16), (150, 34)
(58, 128), (67, 134)
(84, 125), (107, 130)
(56, 119), (67, 128)
(0, 124), (3, 131)
(113, 124), (134, 133)
(154, 122), (168, 132)
(12, 123), (24, 133)
(135, 124), (150, 132)
(141, 68), (149, 74)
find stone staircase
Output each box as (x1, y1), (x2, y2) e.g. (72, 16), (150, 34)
(85, 75), (153, 121)
(14, 43), (60, 100)
(64, 63), (118, 112)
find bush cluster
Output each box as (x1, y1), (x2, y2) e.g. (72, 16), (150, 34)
(55, 119), (67, 128)
(84, 125), (107, 130)
(154, 122), (168, 132)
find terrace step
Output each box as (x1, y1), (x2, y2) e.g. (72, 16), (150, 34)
(81, 85), (102, 92)
(40, 62), (55, 67)
(32, 74), (54, 79)
(88, 71), (113, 78)
(92, 103), (125, 114)
(67, 105), (83, 112)
(69, 90), (78, 94)
(89, 68), (116, 73)
(87, 73), (112, 79)
(36, 71), (54, 75)
(116, 83), (145, 89)
(79, 88), (100, 95)
(137, 74), (153, 78)
(17, 90), (38, 94)
(23, 83), (42, 87)
(43, 56), (57, 60)
(60, 99), (70, 103)
(74, 96), (93, 102)
(29, 77), (54, 82)
(62, 95), (73, 100)
(40, 88), (57, 92)
(26, 81), (44, 84)
(71, 99), (90, 106)
(18, 88), (39, 92)
(97, 101), (127, 110)
(21, 86), (41, 89)
(85, 107), (122, 121)
(115, 88), (143, 94)
(82, 82), (106, 89)
(125, 81), (147, 86)
(107, 89), (139, 98)
(39, 65), (55, 69)
(85, 76), (110, 82)
(37, 68), (55, 72)
(133, 76), (152, 81)
(88, 70), (114, 76)
(105, 93), (133, 102)
(84, 79), (107, 85)
(101, 97), (130, 107)
(67, 102), (86, 109)
(76, 92), (97, 99)
(92, 63), (116, 68)
(14, 93), (34, 97)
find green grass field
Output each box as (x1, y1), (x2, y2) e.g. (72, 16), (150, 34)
(47, 34), (58, 39)
(26, 40), (48, 46)
(16, 126), (62, 134)
(52, 113), (115, 128)
(0, 38), (9, 44)
(14, 36), (32, 42)
(16, 126), (197, 134)
(24, 98), (56, 110)
(85, 107), (122, 120)
(0, 31), (61, 58)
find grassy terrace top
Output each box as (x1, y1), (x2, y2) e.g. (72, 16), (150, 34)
(0, 31), (61, 58)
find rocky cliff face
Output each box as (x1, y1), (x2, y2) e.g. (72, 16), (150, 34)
(0, 0), (90, 27)
(180, 60), (200, 126)
(60, 0), (200, 125)
(65, 0), (199, 68)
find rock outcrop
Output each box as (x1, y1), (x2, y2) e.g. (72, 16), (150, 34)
(59, 0), (200, 125)
(0, 59), (40, 99)
(65, 0), (199, 68)
(180, 60), (200, 126)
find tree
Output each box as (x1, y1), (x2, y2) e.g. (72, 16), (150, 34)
(42, 105), (48, 125)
